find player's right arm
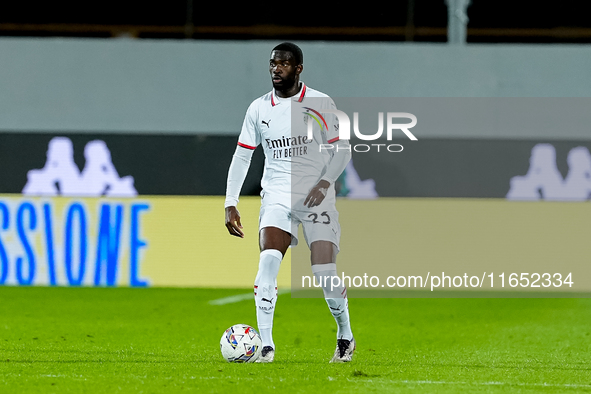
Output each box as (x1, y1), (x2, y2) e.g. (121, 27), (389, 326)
(225, 102), (260, 238)
(225, 147), (253, 238)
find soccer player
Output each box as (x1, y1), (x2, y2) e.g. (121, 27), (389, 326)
(225, 42), (354, 363)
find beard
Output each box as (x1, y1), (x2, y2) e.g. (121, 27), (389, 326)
(272, 75), (297, 92)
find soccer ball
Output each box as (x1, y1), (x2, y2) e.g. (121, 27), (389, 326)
(220, 324), (262, 363)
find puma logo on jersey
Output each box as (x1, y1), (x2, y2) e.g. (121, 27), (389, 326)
(262, 119), (271, 128)
(262, 297), (274, 304)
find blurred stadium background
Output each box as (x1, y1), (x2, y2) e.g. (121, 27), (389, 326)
(0, 1), (590, 290)
(2, 2), (591, 392)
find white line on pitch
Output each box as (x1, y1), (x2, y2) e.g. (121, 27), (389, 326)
(208, 289), (291, 305)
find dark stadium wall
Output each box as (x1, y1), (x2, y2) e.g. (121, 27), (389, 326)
(2, 132), (590, 199)
(0, 133), (264, 196)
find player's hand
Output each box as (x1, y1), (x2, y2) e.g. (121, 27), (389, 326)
(225, 206), (244, 238)
(304, 180), (330, 208)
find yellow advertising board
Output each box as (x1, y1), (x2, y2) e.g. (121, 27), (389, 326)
(0, 195), (283, 288)
(1, 194), (590, 292)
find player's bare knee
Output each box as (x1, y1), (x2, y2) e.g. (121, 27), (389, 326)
(259, 226), (291, 254)
(310, 241), (338, 265)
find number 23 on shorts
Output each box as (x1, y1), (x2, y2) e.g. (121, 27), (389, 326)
(308, 211), (331, 224)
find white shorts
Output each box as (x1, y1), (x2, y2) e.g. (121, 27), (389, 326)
(258, 202), (341, 250)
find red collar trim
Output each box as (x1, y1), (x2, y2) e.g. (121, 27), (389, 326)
(297, 83), (307, 102)
(271, 83), (306, 106)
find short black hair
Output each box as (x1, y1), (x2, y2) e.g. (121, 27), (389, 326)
(272, 42), (303, 66)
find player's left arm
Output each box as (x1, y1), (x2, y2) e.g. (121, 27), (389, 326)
(305, 97), (351, 208)
(304, 139), (351, 208)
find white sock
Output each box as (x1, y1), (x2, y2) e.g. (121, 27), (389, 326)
(254, 249), (282, 349)
(311, 263), (353, 341)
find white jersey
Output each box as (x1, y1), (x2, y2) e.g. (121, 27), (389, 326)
(237, 82), (340, 209)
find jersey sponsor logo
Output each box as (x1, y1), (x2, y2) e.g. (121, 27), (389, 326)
(265, 135), (311, 149)
(22, 137), (137, 197)
(265, 135), (312, 159)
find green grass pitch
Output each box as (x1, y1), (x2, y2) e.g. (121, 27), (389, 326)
(1, 287), (591, 393)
